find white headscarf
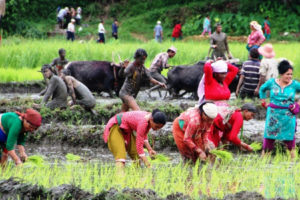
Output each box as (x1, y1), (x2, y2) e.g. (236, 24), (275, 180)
(202, 102), (218, 119)
(197, 60), (228, 104)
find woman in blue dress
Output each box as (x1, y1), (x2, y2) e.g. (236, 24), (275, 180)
(259, 60), (300, 158)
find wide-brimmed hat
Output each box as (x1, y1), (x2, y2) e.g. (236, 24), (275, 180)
(258, 43), (275, 58)
(168, 46), (177, 53)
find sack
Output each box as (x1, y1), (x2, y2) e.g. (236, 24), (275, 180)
(289, 103), (300, 115)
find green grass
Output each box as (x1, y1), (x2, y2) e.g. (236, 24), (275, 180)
(0, 38), (300, 82)
(2, 152), (300, 199)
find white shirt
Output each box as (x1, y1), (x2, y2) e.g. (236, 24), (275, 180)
(57, 9), (66, 19)
(259, 58), (279, 80)
(98, 23), (105, 34)
(67, 23), (75, 33)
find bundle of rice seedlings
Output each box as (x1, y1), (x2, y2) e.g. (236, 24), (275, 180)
(210, 149), (233, 163)
(148, 154), (170, 164)
(65, 153), (81, 161)
(26, 155), (44, 167)
(250, 142), (262, 151)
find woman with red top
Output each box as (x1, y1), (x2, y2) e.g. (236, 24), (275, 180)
(172, 102), (218, 163)
(103, 109), (166, 168)
(172, 21), (182, 41)
(197, 60), (239, 104)
(207, 103), (256, 151)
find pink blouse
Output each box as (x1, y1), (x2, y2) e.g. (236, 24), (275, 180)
(103, 111), (151, 157)
(247, 30), (265, 46)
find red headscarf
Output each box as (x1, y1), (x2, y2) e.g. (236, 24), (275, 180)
(16, 109), (42, 127)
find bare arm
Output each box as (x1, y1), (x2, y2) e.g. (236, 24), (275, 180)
(8, 150), (22, 165)
(236, 75), (244, 97)
(17, 145), (27, 162)
(150, 78), (167, 88)
(254, 75), (266, 96)
(66, 77), (77, 104)
(42, 76), (57, 104)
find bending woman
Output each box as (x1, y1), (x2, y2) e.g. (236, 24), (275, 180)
(208, 103), (256, 151)
(172, 102), (218, 163)
(260, 60), (300, 158)
(118, 49), (166, 112)
(0, 109), (42, 166)
(103, 109), (166, 168)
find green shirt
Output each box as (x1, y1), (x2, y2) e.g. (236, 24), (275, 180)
(1, 112), (26, 151)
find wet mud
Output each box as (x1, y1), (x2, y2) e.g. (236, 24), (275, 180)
(0, 178), (294, 200)
(0, 81), (45, 94)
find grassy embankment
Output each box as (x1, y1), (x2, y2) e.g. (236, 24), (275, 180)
(0, 38), (299, 82)
(1, 152), (299, 199)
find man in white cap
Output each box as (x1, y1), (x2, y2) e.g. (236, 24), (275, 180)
(154, 20), (163, 43)
(146, 46), (177, 96)
(67, 18), (75, 41)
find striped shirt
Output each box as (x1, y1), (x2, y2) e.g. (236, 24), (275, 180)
(241, 59), (260, 91)
(149, 52), (169, 73)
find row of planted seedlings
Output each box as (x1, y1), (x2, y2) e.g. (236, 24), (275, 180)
(1, 148), (300, 199)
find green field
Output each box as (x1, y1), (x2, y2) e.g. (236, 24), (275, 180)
(0, 38), (299, 82)
(2, 153), (300, 199)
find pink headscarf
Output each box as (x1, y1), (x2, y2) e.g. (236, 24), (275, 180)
(197, 60), (228, 104)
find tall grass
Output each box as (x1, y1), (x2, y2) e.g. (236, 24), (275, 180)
(1, 153), (299, 199)
(0, 38), (299, 82)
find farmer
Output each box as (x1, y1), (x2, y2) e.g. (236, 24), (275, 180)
(260, 60), (300, 158)
(201, 16), (211, 36)
(172, 21), (182, 41)
(103, 109), (166, 168)
(60, 70), (96, 111)
(112, 19), (119, 40)
(256, 43), (278, 92)
(154, 20), (163, 43)
(98, 20), (106, 43)
(118, 48), (167, 112)
(197, 60), (239, 104)
(207, 103), (256, 151)
(246, 21), (265, 52)
(236, 48), (261, 99)
(57, 7), (68, 29)
(67, 19), (76, 42)
(209, 23), (231, 60)
(146, 46), (177, 96)
(39, 64), (68, 109)
(50, 48), (69, 76)
(262, 16), (271, 40)
(0, 109), (42, 166)
(173, 102), (218, 163)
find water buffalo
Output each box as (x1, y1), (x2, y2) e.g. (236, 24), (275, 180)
(64, 60), (129, 97)
(167, 61), (241, 99)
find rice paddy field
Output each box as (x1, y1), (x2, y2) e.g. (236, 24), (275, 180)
(0, 37), (299, 82)
(1, 152), (300, 199)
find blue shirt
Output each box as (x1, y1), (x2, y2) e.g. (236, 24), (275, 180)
(112, 23), (118, 34)
(154, 25), (163, 36)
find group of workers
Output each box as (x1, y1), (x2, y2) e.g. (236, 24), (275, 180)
(0, 19), (298, 168)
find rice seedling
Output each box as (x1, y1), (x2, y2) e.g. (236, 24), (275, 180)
(0, 38), (299, 82)
(209, 149), (233, 163)
(1, 152), (298, 199)
(250, 142), (262, 151)
(65, 153), (81, 161)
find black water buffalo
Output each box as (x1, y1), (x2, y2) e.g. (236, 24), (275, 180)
(64, 60), (129, 96)
(167, 61), (241, 99)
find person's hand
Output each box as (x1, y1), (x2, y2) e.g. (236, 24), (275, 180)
(254, 87), (259, 96)
(159, 82), (167, 89)
(241, 143), (253, 152)
(15, 160), (23, 166)
(248, 44), (252, 48)
(20, 153), (28, 163)
(141, 156), (151, 168)
(148, 149), (157, 158)
(212, 45), (217, 48)
(199, 152), (207, 161)
(228, 53), (233, 59)
(261, 99), (268, 109)
(235, 89), (239, 98)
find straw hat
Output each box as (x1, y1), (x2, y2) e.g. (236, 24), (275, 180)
(258, 43), (275, 58)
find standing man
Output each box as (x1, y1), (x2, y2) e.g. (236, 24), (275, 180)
(209, 23), (232, 60)
(201, 16), (211, 36)
(57, 7), (67, 29)
(112, 19), (119, 40)
(146, 46), (177, 95)
(50, 48), (69, 76)
(154, 20), (163, 43)
(98, 20), (106, 43)
(66, 19), (75, 42)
